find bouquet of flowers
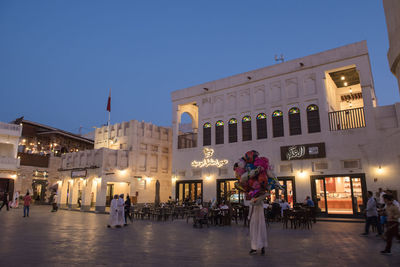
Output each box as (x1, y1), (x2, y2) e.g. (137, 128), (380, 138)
(233, 150), (284, 199)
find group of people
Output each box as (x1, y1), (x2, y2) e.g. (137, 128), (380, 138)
(0, 191), (21, 211)
(107, 194), (132, 228)
(361, 188), (400, 255)
(0, 191), (32, 217)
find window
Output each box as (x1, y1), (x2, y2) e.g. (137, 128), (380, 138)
(228, 118), (237, 143)
(289, 107), (301, 135)
(256, 113), (267, 139)
(203, 123), (211, 146)
(215, 120), (224, 145)
(307, 104), (321, 133)
(272, 110), (284, 137)
(242, 116), (252, 141)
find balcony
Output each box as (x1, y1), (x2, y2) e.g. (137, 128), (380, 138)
(0, 156), (20, 170)
(328, 107), (366, 131)
(18, 152), (50, 168)
(178, 133), (197, 149)
(0, 122), (21, 137)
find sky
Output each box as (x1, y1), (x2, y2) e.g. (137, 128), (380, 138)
(0, 0), (399, 134)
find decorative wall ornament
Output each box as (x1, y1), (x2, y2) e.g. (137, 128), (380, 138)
(270, 81), (282, 102)
(304, 74), (317, 95)
(191, 148), (228, 168)
(239, 88), (250, 108)
(253, 85), (265, 105)
(286, 78), (299, 98)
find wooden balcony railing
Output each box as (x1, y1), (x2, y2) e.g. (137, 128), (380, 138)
(328, 107), (366, 131)
(178, 133), (197, 149)
(18, 152), (50, 168)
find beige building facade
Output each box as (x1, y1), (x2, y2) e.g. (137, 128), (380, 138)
(58, 120), (172, 212)
(0, 122), (21, 201)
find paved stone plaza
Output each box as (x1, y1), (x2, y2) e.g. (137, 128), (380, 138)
(0, 206), (399, 266)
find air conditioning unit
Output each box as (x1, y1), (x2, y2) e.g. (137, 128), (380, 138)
(218, 168), (228, 176)
(192, 169), (202, 177)
(280, 164), (293, 173)
(312, 162), (328, 171)
(342, 159), (361, 169)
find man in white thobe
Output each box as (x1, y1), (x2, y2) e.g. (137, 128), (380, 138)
(108, 195), (119, 228)
(117, 194), (125, 226)
(249, 193), (268, 255)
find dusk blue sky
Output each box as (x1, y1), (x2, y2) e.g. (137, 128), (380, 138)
(1, 0), (399, 134)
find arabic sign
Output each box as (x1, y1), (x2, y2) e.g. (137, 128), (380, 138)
(191, 148), (229, 168)
(281, 143), (325, 161)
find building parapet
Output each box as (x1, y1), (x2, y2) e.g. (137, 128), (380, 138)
(61, 148), (129, 171)
(0, 121), (22, 137)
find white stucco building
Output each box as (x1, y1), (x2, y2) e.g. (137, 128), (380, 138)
(171, 41), (400, 216)
(0, 121), (21, 200)
(383, 0), (400, 93)
(58, 120), (172, 212)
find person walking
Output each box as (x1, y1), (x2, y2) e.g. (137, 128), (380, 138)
(0, 192), (10, 211)
(23, 192), (32, 217)
(117, 194), (125, 227)
(51, 193), (58, 212)
(107, 195), (119, 228)
(381, 194), (400, 255)
(124, 194), (132, 225)
(361, 191), (382, 236)
(249, 193), (268, 255)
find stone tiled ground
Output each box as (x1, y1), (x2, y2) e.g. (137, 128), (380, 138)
(0, 206), (399, 266)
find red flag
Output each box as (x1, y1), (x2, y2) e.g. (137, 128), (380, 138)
(106, 89), (111, 112)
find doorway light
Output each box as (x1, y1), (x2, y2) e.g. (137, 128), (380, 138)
(377, 165), (384, 174)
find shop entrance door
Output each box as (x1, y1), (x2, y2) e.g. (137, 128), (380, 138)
(270, 177), (296, 207)
(176, 180), (203, 203)
(217, 179), (244, 204)
(106, 184), (114, 207)
(311, 174), (366, 216)
(0, 178), (14, 204)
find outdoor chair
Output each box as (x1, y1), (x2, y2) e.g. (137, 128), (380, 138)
(193, 208), (209, 228)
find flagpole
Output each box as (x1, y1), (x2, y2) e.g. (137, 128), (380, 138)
(108, 110), (110, 148)
(107, 88), (111, 148)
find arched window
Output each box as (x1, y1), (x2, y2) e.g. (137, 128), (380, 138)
(215, 120), (224, 144)
(289, 107), (301, 135)
(242, 116), (252, 141)
(256, 113), (267, 139)
(177, 112), (197, 149)
(203, 122), (211, 146)
(272, 110), (284, 137)
(228, 118), (238, 143)
(307, 104), (321, 133)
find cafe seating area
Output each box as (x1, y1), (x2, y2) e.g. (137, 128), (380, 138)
(130, 201), (316, 230)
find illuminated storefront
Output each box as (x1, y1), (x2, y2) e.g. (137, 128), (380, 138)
(311, 174), (366, 216)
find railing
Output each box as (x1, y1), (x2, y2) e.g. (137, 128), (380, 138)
(178, 133), (197, 149)
(18, 152), (50, 168)
(328, 107), (366, 131)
